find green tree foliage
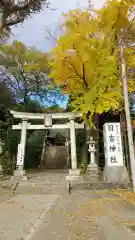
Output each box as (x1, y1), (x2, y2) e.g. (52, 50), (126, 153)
(0, 80), (15, 117)
(0, 40), (50, 111)
(0, 40), (69, 172)
(0, 77), (15, 141)
(25, 131), (45, 169)
(0, 79), (18, 174)
(50, 0), (135, 125)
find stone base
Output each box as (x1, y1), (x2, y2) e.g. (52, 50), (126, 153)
(85, 163), (99, 181)
(69, 169), (81, 176)
(11, 170), (27, 181)
(87, 163), (98, 171)
(0, 165), (3, 177)
(103, 166), (129, 186)
(0, 165), (3, 172)
(66, 168), (83, 181)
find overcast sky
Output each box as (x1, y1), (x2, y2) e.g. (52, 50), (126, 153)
(10, 0), (105, 52)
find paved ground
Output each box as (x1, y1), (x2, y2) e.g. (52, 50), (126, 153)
(32, 190), (135, 240)
(0, 171), (67, 240)
(0, 170), (135, 240)
(0, 194), (58, 240)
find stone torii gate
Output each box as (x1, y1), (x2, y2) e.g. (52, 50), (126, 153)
(10, 110), (84, 180)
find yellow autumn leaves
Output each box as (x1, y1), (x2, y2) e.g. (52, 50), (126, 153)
(50, 0), (135, 124)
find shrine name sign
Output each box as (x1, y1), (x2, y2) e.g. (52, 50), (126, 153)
(17, 144), (25, 166)
(103, 122), (124, 167)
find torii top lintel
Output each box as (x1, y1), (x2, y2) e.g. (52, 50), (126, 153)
(10, 110), (82, 120)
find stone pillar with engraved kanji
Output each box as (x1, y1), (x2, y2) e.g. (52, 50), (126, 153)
(103, 122), (129, 186)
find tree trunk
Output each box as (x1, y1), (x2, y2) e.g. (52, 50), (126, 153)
(0, 18), (4, 34)
(95, 114), (99, 166)
(24, 91), (29, 112)
(120, 111), (130, 174)
(40, 132), (47, 168)
(81, 124), (88, 165)
(66, 130), (70, 168)
(120, 38), (135, 191)
(0, 17), (9, 41)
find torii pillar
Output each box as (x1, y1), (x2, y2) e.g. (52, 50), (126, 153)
(66, 117), (82, 181)
(11, 119), (28, 180)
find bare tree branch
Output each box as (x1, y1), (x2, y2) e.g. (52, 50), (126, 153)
(44, 25), (63, 46)
(44, 26), (58, 44)
(0, 0), (49, 38)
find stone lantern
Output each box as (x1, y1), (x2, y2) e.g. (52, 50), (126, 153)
(86, 136), (98, 180)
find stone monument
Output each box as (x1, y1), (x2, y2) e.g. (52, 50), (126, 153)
(103, 122), (129, 186)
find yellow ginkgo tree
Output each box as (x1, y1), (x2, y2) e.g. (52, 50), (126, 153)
(50, 0), (135, 125)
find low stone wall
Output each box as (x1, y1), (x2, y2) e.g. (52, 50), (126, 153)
(44, 146), (68, 169)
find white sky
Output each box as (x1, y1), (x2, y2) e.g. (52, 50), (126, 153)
(11, 0), (105, 51)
